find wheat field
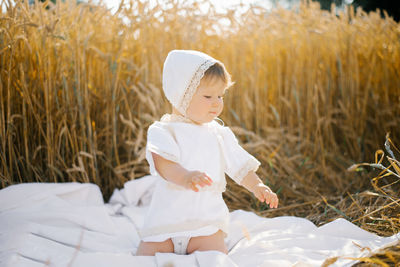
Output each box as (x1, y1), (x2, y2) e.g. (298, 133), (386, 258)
(1, 0), (399, 264)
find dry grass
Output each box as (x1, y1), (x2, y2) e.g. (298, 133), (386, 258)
(1, 0), (399, 265)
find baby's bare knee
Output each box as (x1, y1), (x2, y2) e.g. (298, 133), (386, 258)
(187, 230), (228, 254)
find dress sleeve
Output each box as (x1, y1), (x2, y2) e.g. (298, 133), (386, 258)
(219, 126), (261, 185)
(146, 122), (180, 176)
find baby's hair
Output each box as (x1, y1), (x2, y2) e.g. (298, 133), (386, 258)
(202, 62), (235, 89)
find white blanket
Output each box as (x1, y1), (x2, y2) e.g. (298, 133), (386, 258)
(0, 176), (398, 267)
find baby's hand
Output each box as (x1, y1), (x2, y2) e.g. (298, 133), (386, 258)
(182, 171), (213, 192)
(252, 183), (278, 208)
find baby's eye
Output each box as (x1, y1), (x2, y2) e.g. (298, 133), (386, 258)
(203, 95), (211, 99)
(218, 96), (224, 99)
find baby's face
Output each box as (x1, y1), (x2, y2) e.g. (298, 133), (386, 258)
(186, 77), (226, 124)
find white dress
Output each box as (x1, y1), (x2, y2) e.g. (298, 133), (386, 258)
(139, 114), (260, 242)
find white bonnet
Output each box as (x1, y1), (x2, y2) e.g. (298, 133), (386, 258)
(162, 50), (219, 115)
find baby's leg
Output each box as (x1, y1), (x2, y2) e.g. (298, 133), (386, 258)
(136, 239), (174, 256)
(186, 230), (228, 254)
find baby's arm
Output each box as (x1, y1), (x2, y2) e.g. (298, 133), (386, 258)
(240, 171), (279, 208)
(152, 152), (213, 192)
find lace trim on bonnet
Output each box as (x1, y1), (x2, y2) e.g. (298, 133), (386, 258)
(179, 59), (217, 115)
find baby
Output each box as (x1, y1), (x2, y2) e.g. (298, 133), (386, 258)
(136, 50), (278, 256)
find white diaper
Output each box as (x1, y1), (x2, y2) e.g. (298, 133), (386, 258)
(171, 236), (191, 255)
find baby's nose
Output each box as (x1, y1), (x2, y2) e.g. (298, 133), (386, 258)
(212, 98), (221, 107)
